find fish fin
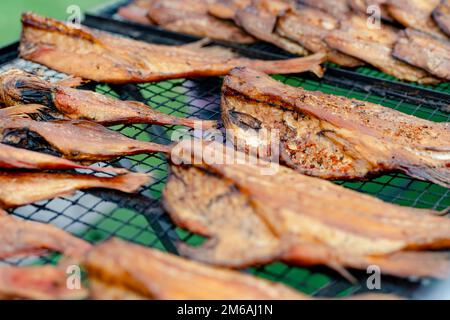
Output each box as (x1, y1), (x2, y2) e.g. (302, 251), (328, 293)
(107, 173), (152, 193)
(404, 165), (450, 188)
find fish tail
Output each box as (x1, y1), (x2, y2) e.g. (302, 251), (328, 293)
(105, 173), (152, 193)
(245, 53), (326, 77)
(404, 165), (450, 188)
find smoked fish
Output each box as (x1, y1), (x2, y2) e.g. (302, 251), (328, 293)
(0, 117), (172, 161)
(163, 141), (450, 279)
(393, 28), (450, 80)
(0, 69), (216, 129)
(19, 12), (325, 83)
(221, 68), (449, 187)
(118, 0), (256, 44)
(325, 15), (438, 83)
(0, 171), (150, 208)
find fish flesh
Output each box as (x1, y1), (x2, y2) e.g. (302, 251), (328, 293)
(0, 265), (88, 300)
(0, 69), (216, 129)
(296, 0), (350, 19)
(84, 237), (309, 299)
(0, 209), (91, 259)
(325, 15), (439, 83)
(0, 117), (172, 161)
(276, 6), (364, 67)
(433, 0), (450, 36)
(386, 0), (447, 39)
(0, 171), (150, 208)
(232, 0), (310, 56)
(0, 142), (126, 174)
(393, 28), (450, 80)
(163, 141), (450, 279)
(119, 0), (256, 44)
(221, 68), (449, 187)
(348, 0), (392, 21)
(20, 12), (325, 83)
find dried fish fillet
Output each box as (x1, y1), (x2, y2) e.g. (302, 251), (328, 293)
(221, 68), (449, 187)
(19, 12), (325, 83)
(163, 141), (450, 278)
(0, 265), (88, 300)
(0, 209), (91, 259)
(393, 28), (450, 80)
(0, 117), (171, 161)
(386, 0), (447, 39)
(0, 171), (150, 208)
(325, 15), (438, 84)
(0, 69), (216, 129)
(433, 0), (450, 36)
(0, 142), (126, 174)
(119, 0), (256, 44)
(84, 238), (309, 299)
(277, 7), (364, 67)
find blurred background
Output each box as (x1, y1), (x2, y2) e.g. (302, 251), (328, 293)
(0, 0), (110, 46)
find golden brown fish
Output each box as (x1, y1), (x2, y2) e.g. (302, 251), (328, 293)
(276, 6), (364, 66)
(207, 0), (251, 20)
(0, 117), (172, 161)
(163, 141), (450, 279)
(19, 12), (325, 83)
(0, 209), (91, 259)
(0, 265), (88, 300)
(84, 238), (309, 300)
(221, 68), (449, 187)
(433, 0), (450, 36)
(0, 171), (150, 208)
(386, 0), (447, 38)
(297, 0), (351, 19)
(393, 28), (450, 80)
(232, 0), (310, 56)
(325, 15), (439, 83)
(0, 142), (126, 173)
(0, 69), (216, 129)
(119, 0), (256, 44)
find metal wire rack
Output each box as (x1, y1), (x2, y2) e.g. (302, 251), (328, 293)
(0, 7), (449, 299)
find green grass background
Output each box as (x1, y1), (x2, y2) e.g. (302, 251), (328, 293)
(0, 0), (111, 46)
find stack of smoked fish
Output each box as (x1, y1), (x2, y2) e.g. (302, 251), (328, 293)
(119, 0), (450, 83)
(0, 10), (447, 300)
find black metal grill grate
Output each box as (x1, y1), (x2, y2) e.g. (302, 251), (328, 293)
(0, 10), (449, 298)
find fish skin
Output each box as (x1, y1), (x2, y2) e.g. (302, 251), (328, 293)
(0, 171), (151, 208)
(163, 141), (450, 279)
(221, 67), (449, 187)
(0, 117), (172, 161)
(297, 0), (351, 19)
(276, 6), (364, 67)
(19, 12), (325, 83)
(0, 209), (92, 259)
(434, 0), (450, 36)
(393, 28), (450, 81)
(324, 15), (439, 84)
(0, 69), (217, 129)
(386, 0), (447, 39)
(118, 0), (256, 44)
(0, 265), (88, 300)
